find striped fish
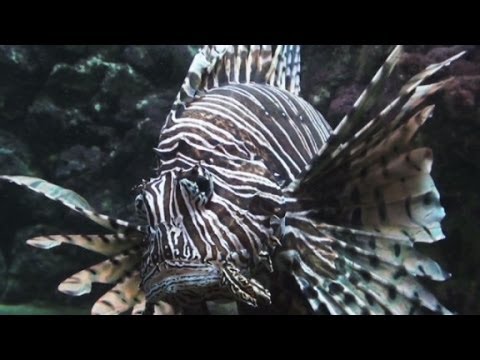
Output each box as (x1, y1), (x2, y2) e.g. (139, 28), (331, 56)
(0, 45), (465, 315)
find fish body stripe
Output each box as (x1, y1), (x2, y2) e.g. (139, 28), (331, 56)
(142, 83), (330, 282)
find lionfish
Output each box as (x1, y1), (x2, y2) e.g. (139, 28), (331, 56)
(0, 45), (465, 315)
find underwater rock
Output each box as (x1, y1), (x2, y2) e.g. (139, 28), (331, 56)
(103, 92), (174, 179)
(0, 250), (5, 297)
(302, 45), (360, 111)
(354, 45), (392, 83)
(441, 48), (480, 122)
(302, 45), (393, 122)
(443, 76), (480, 122)
(81, 91), (176, 219)
(49, 45), (90, 63)
(327, 84), (364, 127)
(54, 145), (106, 180)
(50, 144), (114, 211)
(89, 61), (154, 129)
(123, 45), (193, 88)
(86, 46), (126, 62)
(0, 45), (58, 79)
(85, 183), (136, 221)
(45, 55), (118, 108)
(25, 97), (96, 154)
(0, 130), (35, 176)
(0, 45), (42, 75)
(425, 45), (474, 64)
(135, 91), (176, 121)
(46, 46), (126, 66)
(52, 145), (133, 219)
(44, 51), (152, 115)
(0, 45), (57, 129)
(0, 303), (89, 315)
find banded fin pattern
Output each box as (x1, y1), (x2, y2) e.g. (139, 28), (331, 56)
(277, 46), (465, 315)
(172, 45), (301, 117)
(277, 221), (452, 315)
(0, 176), (160, 315)
(0, 45), (463, 316)
(0, 176), (143, 234)
(58, 248), (140, 296)
(295, 49), (465, 187)
(289, 47), (465, 245)
(27, 234), (141, 256)
(91, 271), (142, 315)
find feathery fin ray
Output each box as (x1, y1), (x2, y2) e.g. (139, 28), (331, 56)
(0, 175), (153, 314)
(278, 46), (464, 315)
(0, 45), (464, 315)
(0, 176), (143, 234)
(172, 45), (302, 118)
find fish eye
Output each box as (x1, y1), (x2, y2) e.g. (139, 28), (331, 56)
(196, 176), (211, 194)
(179, 166), (214, 205)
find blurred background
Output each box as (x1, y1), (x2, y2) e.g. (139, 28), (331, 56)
(0, 45), (478, 315)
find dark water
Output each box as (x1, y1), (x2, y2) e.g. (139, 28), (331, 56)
(0, 45), (478, 315)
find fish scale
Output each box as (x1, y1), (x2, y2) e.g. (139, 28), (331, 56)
(0, 45), (464, 315)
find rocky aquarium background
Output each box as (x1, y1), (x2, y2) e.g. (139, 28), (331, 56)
(0, 45), (478, 315)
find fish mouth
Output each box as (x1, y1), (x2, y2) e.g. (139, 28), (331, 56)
(141, 260), (226, 306)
